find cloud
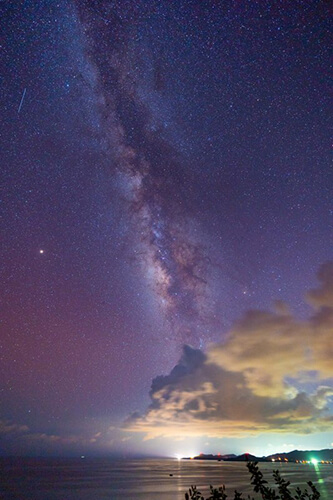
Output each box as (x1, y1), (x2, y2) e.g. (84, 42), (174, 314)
(307, 261), (333, 309)
(0, 418), (106, 454)
(0, 420), (29, 435)
(125, 263), (333, 439)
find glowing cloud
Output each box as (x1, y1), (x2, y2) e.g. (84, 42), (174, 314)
(125, 263), (333, 439)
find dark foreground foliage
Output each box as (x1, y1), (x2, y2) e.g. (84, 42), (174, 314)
(184, 461), (320, 500)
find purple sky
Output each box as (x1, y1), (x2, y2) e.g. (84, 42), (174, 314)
(1, 0), (332, 457)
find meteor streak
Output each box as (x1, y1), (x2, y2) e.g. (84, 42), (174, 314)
(18, 88), (27, 114)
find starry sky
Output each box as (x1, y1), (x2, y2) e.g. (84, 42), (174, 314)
(1, 0), (332, 457)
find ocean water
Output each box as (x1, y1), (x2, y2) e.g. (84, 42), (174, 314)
(0, 458), (332, 499)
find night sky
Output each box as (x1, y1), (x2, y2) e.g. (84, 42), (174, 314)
(1, 0), (332, 457)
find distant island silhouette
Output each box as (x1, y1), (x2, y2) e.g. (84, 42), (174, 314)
(183, 448), (333, 463)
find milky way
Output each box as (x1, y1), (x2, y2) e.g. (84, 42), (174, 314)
(75, 0), (214, 345)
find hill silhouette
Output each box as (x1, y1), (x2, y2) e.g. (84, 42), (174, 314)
(184, 448), (333, 463)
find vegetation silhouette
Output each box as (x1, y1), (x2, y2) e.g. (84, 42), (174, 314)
(184, 462), (321, 500)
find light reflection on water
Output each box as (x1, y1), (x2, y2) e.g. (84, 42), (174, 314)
(0, 458), (332, 499)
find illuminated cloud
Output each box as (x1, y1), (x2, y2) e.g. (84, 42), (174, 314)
(125, 263), (333, 439)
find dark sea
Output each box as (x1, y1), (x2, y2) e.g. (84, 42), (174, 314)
(0, 458), (332, 499)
